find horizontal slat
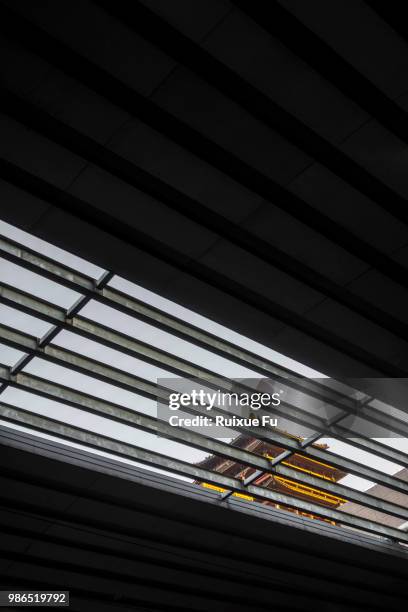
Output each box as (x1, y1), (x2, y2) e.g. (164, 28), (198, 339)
(0, 402), (407, 543)
(0, 235), (95, 292)
(3, 233), (407, 421)
(1, 243), (408, 543)
(1, 0), (408, 299)
(0, 233), (358, 407)
(1, 319), (407, 476)
(1, 89), (408, 349)
(2, 278), (408, 445)
(98, 0), (408, 241)
(1, 363), (408, 508)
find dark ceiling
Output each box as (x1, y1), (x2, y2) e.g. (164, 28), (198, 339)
(1, 426), (408, 612)
(1, 0), (408, 378)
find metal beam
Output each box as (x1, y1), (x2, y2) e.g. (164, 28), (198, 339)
(0, 285), (408, 500)
(2, 240), (408, 543)
(0, 235), (95, 293)
(2, 92), (408, 348)
(224, 410), (353, 502)
(1, 1), (408, 301)
(4, 234), (408, 431)
(0, 281), (228, 386)
(0, 264), (112, 398)
(2, 316), (408, 478)
(1, 403), (407, 543)
(232, 0), (408, 231)
(0, 235), (398, 412)
(2, 278), (408, 451)
(100, 0), (408, 239)
(3, 158), (407, 377)
(3, 319), (408, 482)
(1, 364), (408, 511)
(0, 296), (404, 474)
(3, 232), (408, 427)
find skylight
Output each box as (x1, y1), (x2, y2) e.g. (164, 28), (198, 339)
(1, 219), (408, 543)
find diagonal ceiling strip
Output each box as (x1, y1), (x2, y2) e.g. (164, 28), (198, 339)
(231, 0), (408, 225)
(98, 0), (408, 227)
(0, 5), (408, 291)
(0, 159), (406, 376)
(1, 402), (407, 543)
(0, 90), (407, 344)
(0, 360), (407, 499)
(1, 319), (407, 475)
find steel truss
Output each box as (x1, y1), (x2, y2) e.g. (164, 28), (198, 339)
(1, 233), (408, 543)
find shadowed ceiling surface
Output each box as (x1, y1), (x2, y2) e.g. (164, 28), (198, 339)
(1, 1), (408, 378)
(1, 426), (408, 612)
(2, 3), (408, 609)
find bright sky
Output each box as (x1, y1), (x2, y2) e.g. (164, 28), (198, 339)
(0, 219), (407, 497)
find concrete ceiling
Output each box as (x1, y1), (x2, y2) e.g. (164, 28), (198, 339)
(0, 0), (408, 378)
